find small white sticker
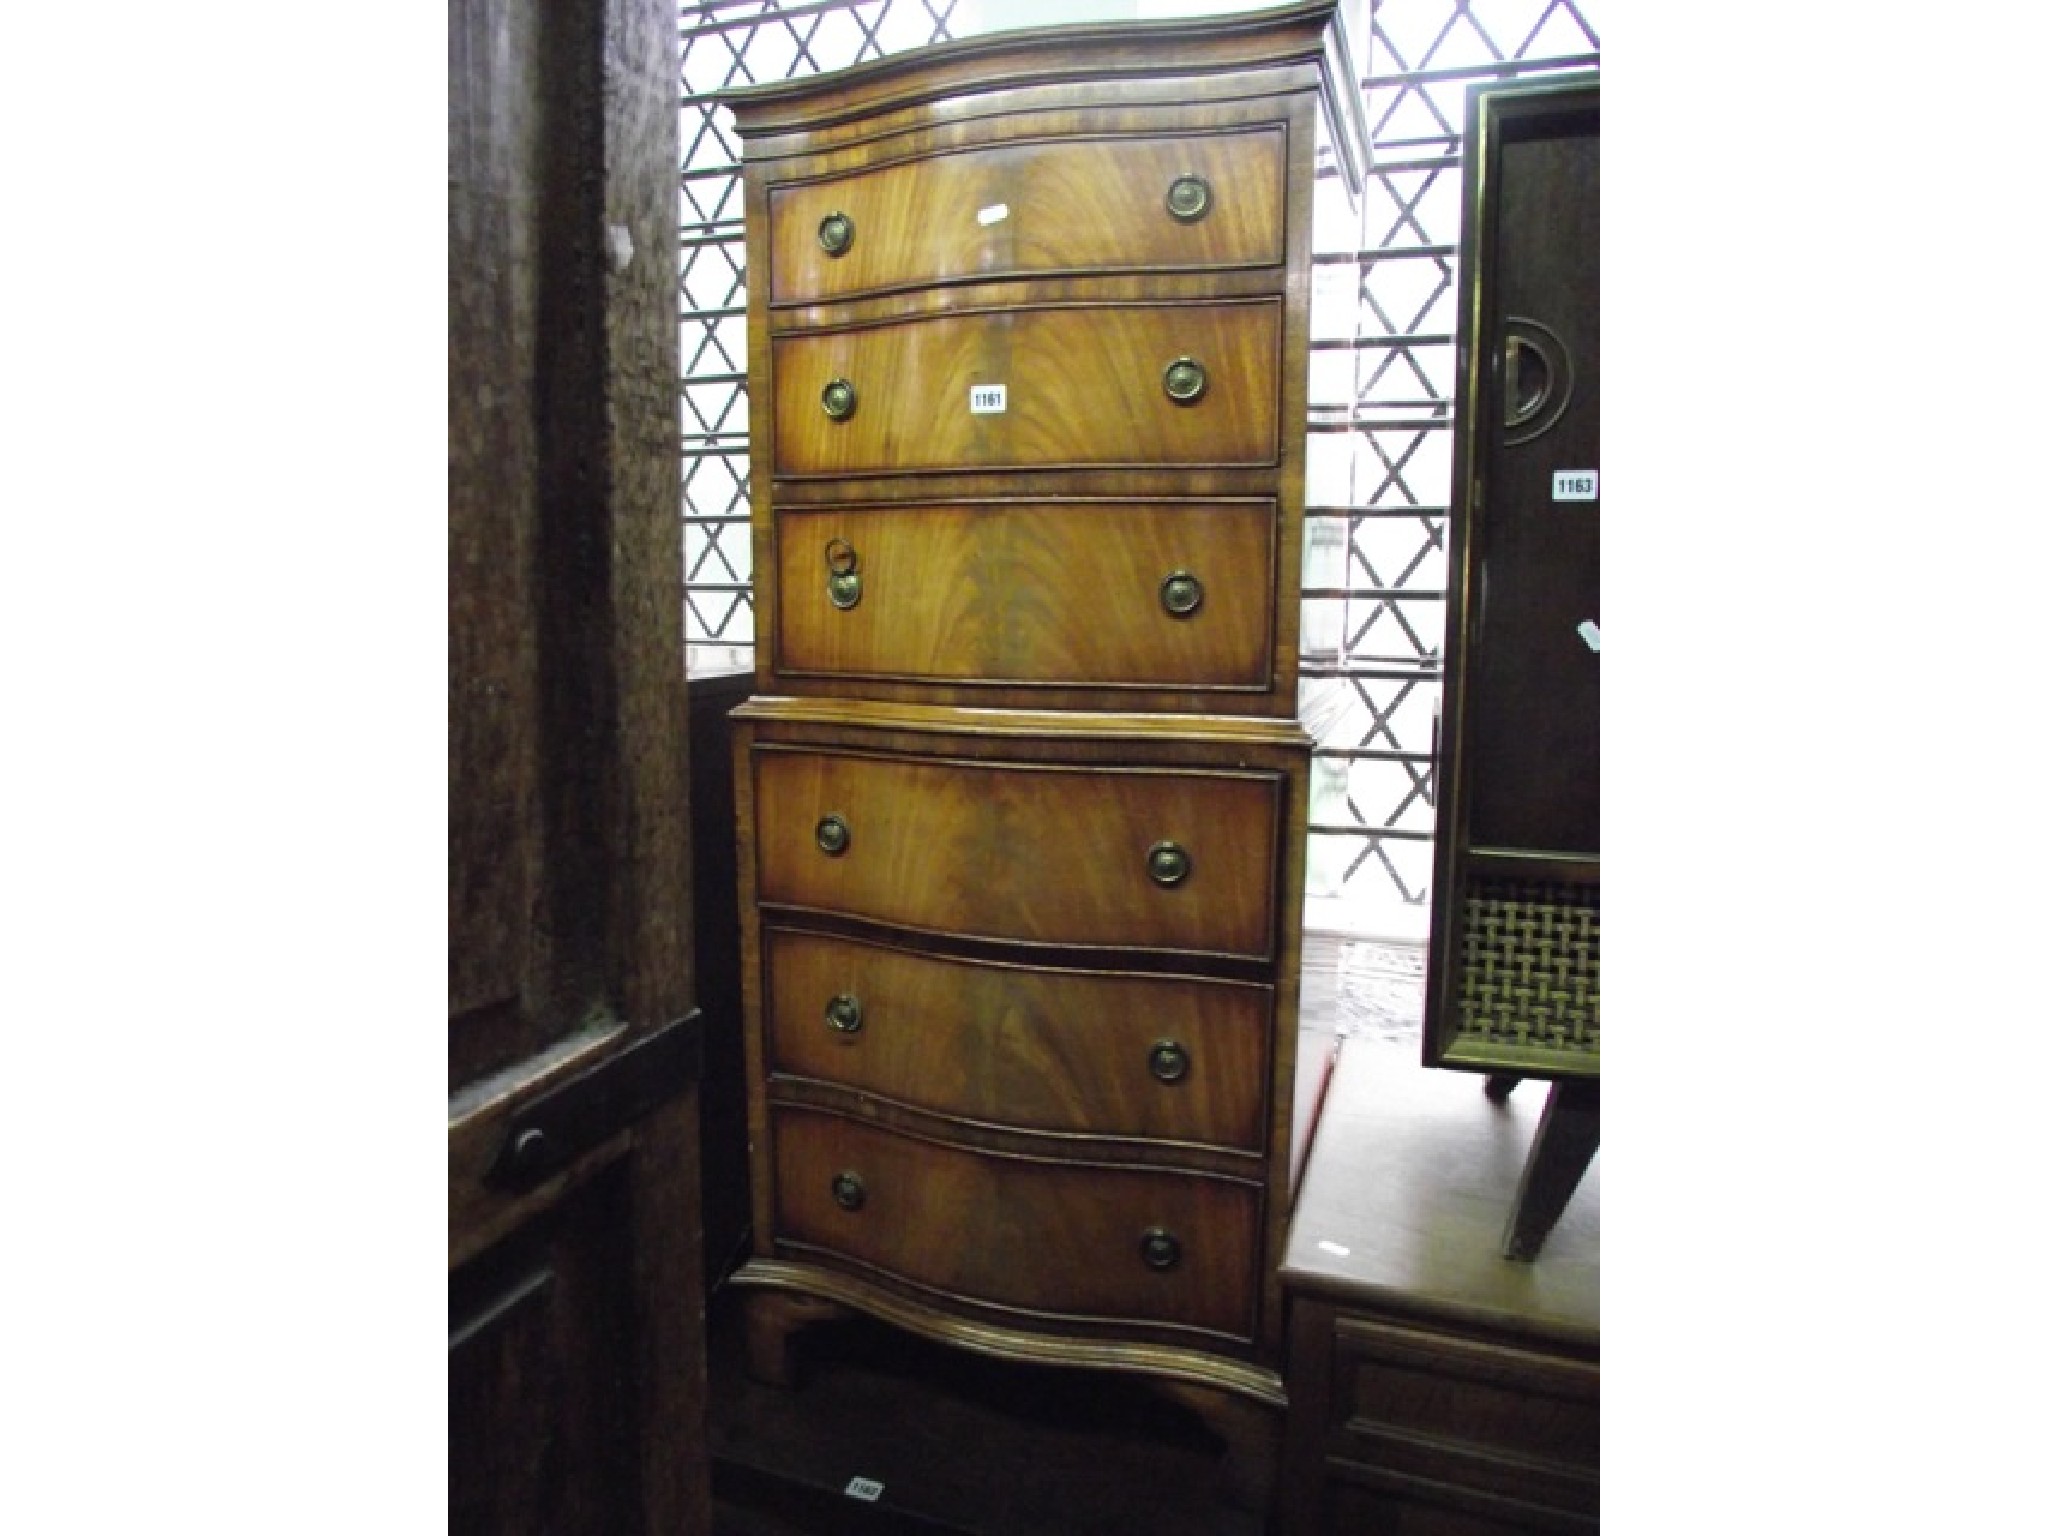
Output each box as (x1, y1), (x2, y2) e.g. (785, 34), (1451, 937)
(845, 1477), (885, 1502)
(1553, 470), (1598, 502)
(969, 384), (1007, 415)
(1316, 1240), (1351, 1258)
(977, 202), (1010, 226)
(1577, 621), (1601, 653)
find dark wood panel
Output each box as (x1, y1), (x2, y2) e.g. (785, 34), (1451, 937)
(773, 500), (1276, 691)
(449, 0), (708, 1529)
(763, 927), (1272, 1148)
(751, 746), (1281, 959)
(770, 301), (1282, 478)
(449, 0), (547, 1066)
(1464, 120), (1600, 857)
(449, 1166), (637, 1536)
(770, 1106), (1260, 1339)
(767, 127), (1286, 303)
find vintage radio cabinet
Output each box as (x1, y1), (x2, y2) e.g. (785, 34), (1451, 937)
(1421, 73), (1600, 1265)
(1424, 73), (1601, 1084)
(722, 0), (1364, 1476)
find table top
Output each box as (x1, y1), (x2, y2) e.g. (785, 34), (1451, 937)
(1281, 1032), (1599, 1347)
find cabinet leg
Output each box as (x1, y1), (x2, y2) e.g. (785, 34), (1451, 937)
(1150, 1380), (1281, 1513)
(740, 1287), (851, 1389)
(1501, 1078), (1599, 1262)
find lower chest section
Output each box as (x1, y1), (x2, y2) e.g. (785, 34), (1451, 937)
(734, 705), (1308, 1366)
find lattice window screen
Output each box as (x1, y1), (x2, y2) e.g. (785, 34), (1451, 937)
(675, 0), (1600, 930)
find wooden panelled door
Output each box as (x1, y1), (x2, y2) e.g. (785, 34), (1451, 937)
(448, 0), (711, 1531)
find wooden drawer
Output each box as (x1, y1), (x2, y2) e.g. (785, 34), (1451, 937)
(771, 300), (1281, 478)
(766, 127), (1287, 304)
(750, 744), (1281, 960)
(770, 1105), (1260, 1339)
(1320, 1313), (1598, 1523)
(763, 928), (1272, 1149)
(774, 500), (1277, 691)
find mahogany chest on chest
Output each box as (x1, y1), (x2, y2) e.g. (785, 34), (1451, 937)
(723, 0), (1363, 1428)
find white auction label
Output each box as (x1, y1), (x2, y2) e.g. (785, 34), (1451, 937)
(977, 202), (1010, 226)
(1553, 469), (1598, 501)
(845, 1477), (885, 1502)
(969, 383), (1007, 415)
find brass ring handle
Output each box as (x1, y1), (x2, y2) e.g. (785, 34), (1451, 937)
(816, 815), (851, 856)
(821, 377), (858, 421)
(832, 1170), (866, 1211)
(1162, 356), (1207, 405)
(825, 537), (862, 610)
(1165, 173), (1212, 223)
(1159, 571), (1204, 618)
(818, 210), (855, 256)
(1146, 841), (1191, 887)
(825, 994), (864, 1034)
(1149, 1040), (1190, 1085)
(1140, 1228), (1182, 1271)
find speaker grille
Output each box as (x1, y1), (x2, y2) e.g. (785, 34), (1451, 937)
(1454, 877), (1599, 1064)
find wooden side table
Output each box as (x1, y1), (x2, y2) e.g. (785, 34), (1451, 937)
(1278, 1037), (1599, 1534)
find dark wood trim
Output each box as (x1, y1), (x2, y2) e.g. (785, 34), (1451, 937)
(488, 1010), (705, 1192)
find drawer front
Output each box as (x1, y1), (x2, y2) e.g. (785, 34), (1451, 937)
(771, 301), (1281, 478)
(764, 928), (1272, 1149)
(1327, 1314), (1599, 1517)
(752, 746), (1281, 959)
(771, 1105), (1260, 1339)
(775, 501), (1277, 690)
(767, 128), (1287, 304)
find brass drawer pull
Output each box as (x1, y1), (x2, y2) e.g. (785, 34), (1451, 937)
(825, 993), (864, 1034)
(818, 210), (855, 256)
(821, 377), (858, 421)
(1148, 1040), (1190, 1084)
(1140, 1228), (1182, 1271)
(816, 815), (852, 856)
(832, 1170), (867, 1211)
(1159, 570), (1204, 618)
(1146, 840), (1191, 887)
(1165, 173), (1212, 223)
(1162, 356), (1207, 405)
(825, 537), (862, 610)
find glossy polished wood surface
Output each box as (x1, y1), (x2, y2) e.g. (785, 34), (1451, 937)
(767, 127), (1287, 303)
(774, 499), (1277, 690)
(751, 745), (1281, 958)
(721, 0), (1349, 156)
(771, 1106), (1260, 1338)
(771, 300), (1282, 477)
(763, 928), (1271, 1149)
(722, 0), (1357, 1436)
